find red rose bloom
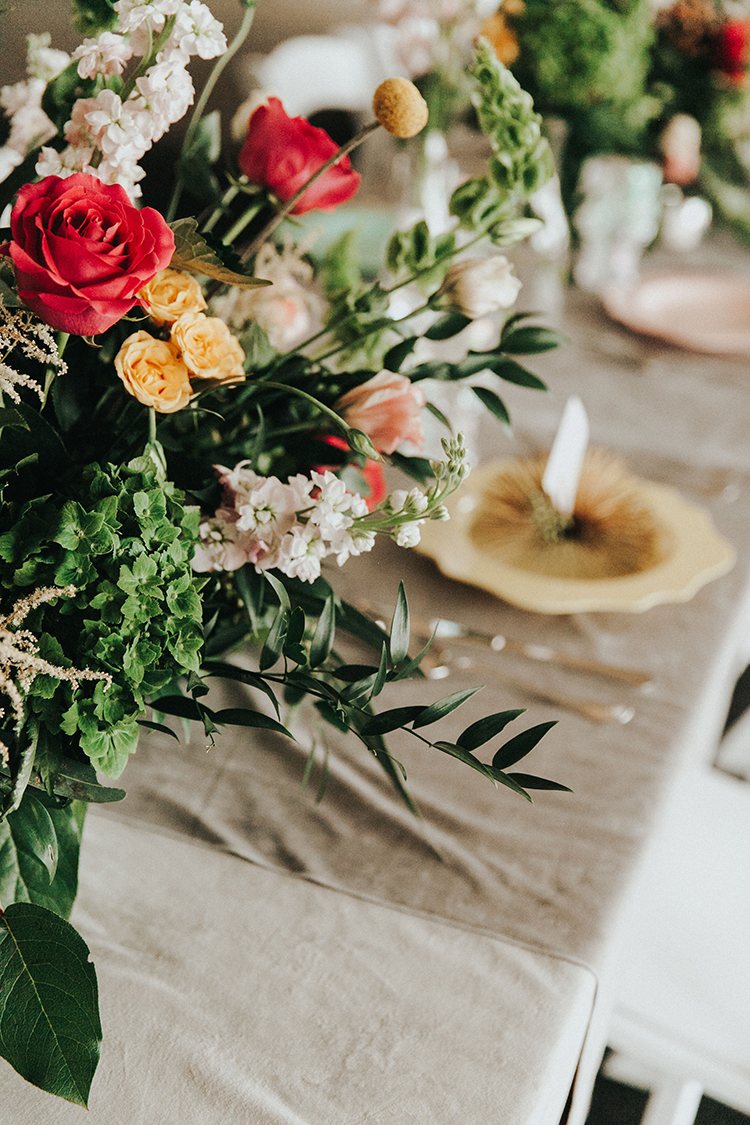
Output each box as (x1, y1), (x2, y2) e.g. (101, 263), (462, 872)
(9, 174), (176, 336)
(714, 20), (750, 84)
(238, 97), (360, 214)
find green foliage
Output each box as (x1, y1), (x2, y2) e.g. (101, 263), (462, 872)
(0, 902), (101, 1106)
(71, 0), (117, 35)
(0, 454), (204, 782)
(0, 793), (85, 919)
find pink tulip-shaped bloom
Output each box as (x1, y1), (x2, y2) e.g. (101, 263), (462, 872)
(239, 97), (360, 214)
(335, 371), (426, 454)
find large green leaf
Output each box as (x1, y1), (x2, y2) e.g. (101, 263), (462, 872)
(169, 216), (269, 288)
(0, 793), (85, 920)
(0, 902), (101, 1106)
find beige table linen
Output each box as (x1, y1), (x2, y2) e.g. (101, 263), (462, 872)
(6, 243), (750, 1122)
(2, 811), (596, 1125)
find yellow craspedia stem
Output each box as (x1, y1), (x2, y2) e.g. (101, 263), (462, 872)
(372, 78), (429, 139)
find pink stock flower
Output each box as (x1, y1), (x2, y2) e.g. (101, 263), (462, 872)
(9, 174), (175, 336)
(335, 371), (426, 454)
(238, 97), (360, 214)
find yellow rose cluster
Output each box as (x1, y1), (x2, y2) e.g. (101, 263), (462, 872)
(116, 270), (246, 414)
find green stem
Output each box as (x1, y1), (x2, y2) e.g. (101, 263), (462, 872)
(244, 378), (349, 434)
(221, 198), (263, 247)
(279, 228), (490, 363)
(238, 121), (381, 264)
(166, 2), (257, 223)
(312, 298), (435, 364)
(203, 182), (240, 234)
(148, 407), (157, 445)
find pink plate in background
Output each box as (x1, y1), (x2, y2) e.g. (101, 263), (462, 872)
(603, 274), (750, 355)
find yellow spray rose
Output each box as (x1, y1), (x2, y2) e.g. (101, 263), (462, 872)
(115, 331), (192, 413)
(138, 268), (208, 326)
(170, 312), (245, 383)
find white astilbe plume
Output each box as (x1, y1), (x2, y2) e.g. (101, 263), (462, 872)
(0, 586), (113, 764)
(0, 303), (67, 404)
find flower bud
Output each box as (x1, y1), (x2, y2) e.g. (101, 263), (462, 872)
(431, 505), (451, 521)
(372, 78), (429, 139)
(438, 255), (522, 319)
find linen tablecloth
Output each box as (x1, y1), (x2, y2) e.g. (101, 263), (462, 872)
(6, 240), (750, 1121)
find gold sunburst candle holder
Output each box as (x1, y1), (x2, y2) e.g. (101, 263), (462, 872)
(468, 448), (670, 579)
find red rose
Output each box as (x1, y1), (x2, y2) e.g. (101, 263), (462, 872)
(238, 97), (360, 214)
(714, 20), (750, 83)
(9, 174), (175, 336)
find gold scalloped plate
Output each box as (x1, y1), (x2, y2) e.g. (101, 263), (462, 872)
(417, 460), (737, 614)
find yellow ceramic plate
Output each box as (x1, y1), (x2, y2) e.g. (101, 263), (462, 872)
(417, 460), (737, 613)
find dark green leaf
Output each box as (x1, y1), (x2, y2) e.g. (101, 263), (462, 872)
(491, 721), (558, 770)
(506, 773), (572, 792)
(471, 385), (511, 427)
(412, 687), (482, 729)
(0, 902), (101, 1106)
(314, 700), (351, 734)
(500, 324), (566, 354)
(309, 596), (335, 668)
(149, 694), (213, 722)
(425, 312), (472, 340)
(387, 452), (435, 485)
(370, 643), (389, 699)
(383, 336), (419, 371)
(432, 741), (493, 779)
(425, 401), (452, 432)
(201, 661), (281, 718)
(492, 771), (533, 801)
(489, 357), (547, 390)
(35, 759), (125, 805)
(263, 570), (291, 612)
(212, 708), (293, 739)
(359, 705), (425, 736)
(389, 582), (410, 666)
(137, 719), (180, 742)
(330, 664), (380, 682)
(456, 708), (525, 752)
(284, 606), (306, 649)
(260, 609), (288, 671)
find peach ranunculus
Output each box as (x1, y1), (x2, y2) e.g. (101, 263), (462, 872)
(115, 331), (192, 413)
(335, 371), (426, 455)
(170, 312), (245, 383)
(138, 268), (208, 326)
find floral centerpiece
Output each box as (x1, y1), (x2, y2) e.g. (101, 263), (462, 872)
(0, 0), (565, 1106)
(505, 0), (750, 237)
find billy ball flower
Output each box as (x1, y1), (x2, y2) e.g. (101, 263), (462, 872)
(170, 312), (245, 383)
(115, 331), (192, 413)
(438, 255), (522, 319)
(139, 268), (207, 326)
(372, 77), (429, 138)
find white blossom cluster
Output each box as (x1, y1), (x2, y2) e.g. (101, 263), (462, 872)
(0, 0), (227, 200)
(0, 34), (70, 186)
(192, 464), (378, 584)
(193, 435), (466, 585)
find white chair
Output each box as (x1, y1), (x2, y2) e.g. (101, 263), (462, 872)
(602, 766), (750, 1125)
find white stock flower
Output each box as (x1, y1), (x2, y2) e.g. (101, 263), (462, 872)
(396, 521), (423, 548)
(114, 0), (181, 33)
(167, 1), (227, 61)
(235, 477), (308, 542)
(74, 33), (133, 79)
(275, 526), (327, 583)
(26, 34), (70, 82)
(35, 145), (97, 179)
(330, 527), (376, 567)
(438, 255), (522, 319)
(137, 62), (194, 126)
